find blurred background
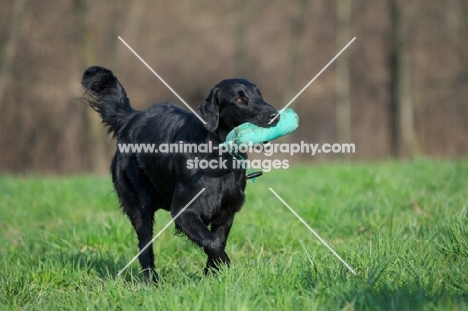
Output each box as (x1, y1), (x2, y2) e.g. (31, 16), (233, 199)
(0, 0), (466, 174)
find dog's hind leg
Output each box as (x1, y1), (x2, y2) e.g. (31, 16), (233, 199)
(112, 156), (159, 283)
(127, 207), (158, 283)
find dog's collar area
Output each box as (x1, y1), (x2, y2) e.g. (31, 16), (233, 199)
(246, 171), (263, 180)
(223, 148), (263, 183)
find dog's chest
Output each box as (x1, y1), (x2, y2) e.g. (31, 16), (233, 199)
(202, 172), (246, 224)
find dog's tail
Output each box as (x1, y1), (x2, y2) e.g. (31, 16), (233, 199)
(81, 66), (135, 137)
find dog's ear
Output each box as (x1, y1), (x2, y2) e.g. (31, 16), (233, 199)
(198, 87), (219, 133)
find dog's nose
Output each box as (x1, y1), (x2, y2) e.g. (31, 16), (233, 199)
(268, 112), (280, 123)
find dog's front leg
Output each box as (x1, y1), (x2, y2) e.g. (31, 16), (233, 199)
(172, 209), (230, 273)
(204, 216), (234, 273)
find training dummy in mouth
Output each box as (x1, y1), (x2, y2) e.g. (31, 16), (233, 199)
(220, 108), (299, 181)
(221, 108), (299, 148)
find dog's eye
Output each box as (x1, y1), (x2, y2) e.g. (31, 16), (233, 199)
(235, 98), (243, 103)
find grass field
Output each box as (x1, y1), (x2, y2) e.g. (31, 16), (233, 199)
(1, 159), (468, 310)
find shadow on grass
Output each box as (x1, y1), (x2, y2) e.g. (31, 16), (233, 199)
(58, 251), (143, 283)
(342, 283), (468, 310)
(55, 251), (207, 286)
(300, 266), (468, 310)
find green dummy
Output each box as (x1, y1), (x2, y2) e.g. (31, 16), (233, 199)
(222, 108), (299, 147)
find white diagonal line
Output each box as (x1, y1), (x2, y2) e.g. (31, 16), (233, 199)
(268, 188), (357, 275)
(117, 188), (206, 277)
(269, 37), (356, 124)
(117, 36), (207, 125)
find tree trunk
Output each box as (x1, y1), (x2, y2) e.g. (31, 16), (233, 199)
(390, 0), (416, 158)
(335, 0), (351, 156)
(235, 0), (248, 78)
(0, 0), (26, 112)
(109, 0), (123, 69)
(74, 0), (109, 173)
(283, 0), (309, 103)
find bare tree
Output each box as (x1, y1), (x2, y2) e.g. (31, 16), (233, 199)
(109, 0), (123, 69)
(335, 0), (351, 154)
(0, 0), (26, 112)
(389, 0), (416, 158)
(235, 0), (248, 78)
(74, 0), (109, 173)
(283, 0), (309, 103)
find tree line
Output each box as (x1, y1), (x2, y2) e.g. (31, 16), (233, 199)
(0, 0), (466, 173)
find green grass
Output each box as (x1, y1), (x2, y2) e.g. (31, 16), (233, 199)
(1, 159), (468, 310)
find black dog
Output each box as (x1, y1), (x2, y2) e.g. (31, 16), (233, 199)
(81, 66), (279, 282)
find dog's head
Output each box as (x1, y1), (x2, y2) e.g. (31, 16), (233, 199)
(198, 79), (279, 139)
